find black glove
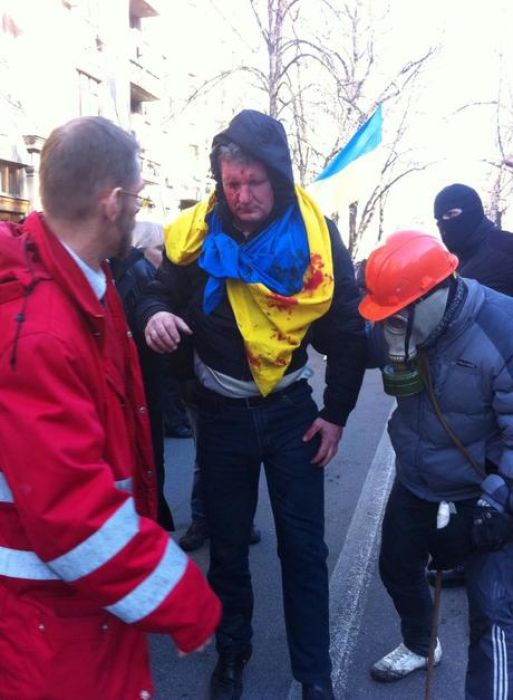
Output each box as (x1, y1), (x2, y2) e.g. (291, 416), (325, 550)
(429, 509), (474, 571)
(472, 474), (513, 552)
(471, 504), (513, 552)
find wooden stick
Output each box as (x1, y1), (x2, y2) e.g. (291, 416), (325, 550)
(425, 570), (442, 700)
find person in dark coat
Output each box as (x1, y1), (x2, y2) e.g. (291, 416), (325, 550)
(361, 230), (513, 695)
(430, 184), (513, 588)
(110, 222), (174, 531)
(137, 109), (366, 700)
(434, 183), (513, 296)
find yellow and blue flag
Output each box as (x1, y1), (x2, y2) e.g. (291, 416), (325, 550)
(308, 105), (383, 217)
(164, 186), (334, 396)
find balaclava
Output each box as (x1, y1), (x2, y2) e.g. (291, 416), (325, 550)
(433, 184), (484, 254)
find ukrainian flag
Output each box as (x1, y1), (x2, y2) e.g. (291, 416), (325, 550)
(308, 105), (383, 217)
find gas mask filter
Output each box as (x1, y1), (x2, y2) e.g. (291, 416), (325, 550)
(380, 287), (450, 397)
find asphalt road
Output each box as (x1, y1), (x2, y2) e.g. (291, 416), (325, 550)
(151, 356), (469, 699)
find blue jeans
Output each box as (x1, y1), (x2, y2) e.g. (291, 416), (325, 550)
(196, 380), (331, 683)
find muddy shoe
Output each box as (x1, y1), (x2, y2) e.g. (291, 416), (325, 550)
(370, 640), (442, 682)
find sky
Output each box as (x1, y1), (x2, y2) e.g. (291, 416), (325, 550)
(3, 0), (513, 249)
(159, 0), (513, 247)
(382, 0), (513, 234)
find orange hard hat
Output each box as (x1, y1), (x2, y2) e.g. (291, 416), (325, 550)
(359, 231), (459, 322)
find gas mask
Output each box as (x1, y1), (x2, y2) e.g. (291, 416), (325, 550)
(380, 287), (450, 397)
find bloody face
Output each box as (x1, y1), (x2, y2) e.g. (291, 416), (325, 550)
(220, 159), (274, 232)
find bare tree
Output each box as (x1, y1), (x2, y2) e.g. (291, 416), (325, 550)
(301, 1), (438, 255)
(250, 0), (437, 254)
(483, 71), (513, 227)
(166, 0), (438, 253)
(164, 0), (314, 123)
(454, 55), (513, 228)
(249, 0), (302, 118)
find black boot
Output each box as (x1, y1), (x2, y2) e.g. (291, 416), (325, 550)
(210, 650), (252, 700)
(179, 520), (209, 552)
(302, 679), (335, 700)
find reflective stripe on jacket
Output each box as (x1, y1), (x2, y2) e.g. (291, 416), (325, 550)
(0, 213), (220, 699)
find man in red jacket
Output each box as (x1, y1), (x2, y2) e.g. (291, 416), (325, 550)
(0, 116), (220, 700)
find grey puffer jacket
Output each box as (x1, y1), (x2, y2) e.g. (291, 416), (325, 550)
(389, 278), (513, 502)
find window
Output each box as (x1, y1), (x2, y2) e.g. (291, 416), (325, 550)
(0, 161), (23, 197)
(130, 94), (143, 115)
(129, 13), (141, 30)
(77, 70), (101, 116)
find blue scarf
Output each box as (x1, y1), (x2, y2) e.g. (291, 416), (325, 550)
(199, 204), (310, 314)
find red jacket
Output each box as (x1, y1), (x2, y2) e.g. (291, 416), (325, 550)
(0, 213), (220, 699)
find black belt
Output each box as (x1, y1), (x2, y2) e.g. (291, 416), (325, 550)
(196, 379), (308, 409)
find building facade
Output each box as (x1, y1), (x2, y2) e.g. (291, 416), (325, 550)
(0, 0), (180, 222)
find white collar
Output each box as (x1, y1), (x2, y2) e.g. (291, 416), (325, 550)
(61, 242), (106, 300)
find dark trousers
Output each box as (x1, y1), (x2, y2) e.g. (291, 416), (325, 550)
(196, 381), (331, 683)
(381, 480), (513, 698)
(379, 480), (439, 656)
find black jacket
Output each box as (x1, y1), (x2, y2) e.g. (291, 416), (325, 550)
(454, 217), (513, 297)
(136, 218), (365, 426)
(110, 248), (154, 334)
(110, 248), (167, 417)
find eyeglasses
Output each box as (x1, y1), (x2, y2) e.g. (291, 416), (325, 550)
(120, 191), (155, 210)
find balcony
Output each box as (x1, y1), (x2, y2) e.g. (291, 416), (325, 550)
(75, 29), (104, 78)
(129, 112), (161, 162)
(129, 29), (164, 101)
(140, 154), (161, 185)
(0, 194), (29, 220)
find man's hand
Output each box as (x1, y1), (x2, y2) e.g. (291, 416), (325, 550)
(303, 418), (343, 467)
(429, 501), (513, 571)
(145, 311), (192, 353)
(471, 503), (513, 552)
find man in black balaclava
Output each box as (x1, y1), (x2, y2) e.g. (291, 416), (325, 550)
(434, 183), (513, 296)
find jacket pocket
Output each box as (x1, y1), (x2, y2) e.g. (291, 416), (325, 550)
(434, 361), (487, 415)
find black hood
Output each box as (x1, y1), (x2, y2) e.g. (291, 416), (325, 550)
(210, 110), (295, 230)
(211, 109), (294, 183)
(433, 183), (485, 254)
